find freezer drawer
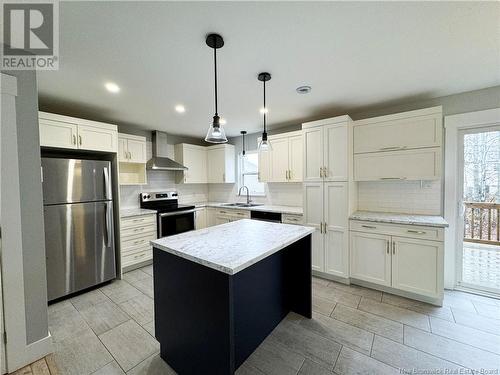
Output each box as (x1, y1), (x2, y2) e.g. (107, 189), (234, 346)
(42, 158), (112, 205)
(44, 201), (116, 301)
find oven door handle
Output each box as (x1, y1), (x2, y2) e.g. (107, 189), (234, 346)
(159, 209), (196, 217)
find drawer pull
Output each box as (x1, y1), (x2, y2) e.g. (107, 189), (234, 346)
(380, 177), (407, 180)
(407, 230), (426, 235)
(133, 228), (145, 232)
(361, 225), (377, 229)
(379, 146), (407, 151)
(132, 218), (145, 223)
(133, 240), (145, 245)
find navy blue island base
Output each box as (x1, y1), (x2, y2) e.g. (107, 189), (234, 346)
(152, 234), (312, 375)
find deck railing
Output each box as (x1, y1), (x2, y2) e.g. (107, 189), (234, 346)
(464, 202), (500, 246)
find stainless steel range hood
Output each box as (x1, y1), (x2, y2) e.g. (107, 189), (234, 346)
(146, 131), (188, 171)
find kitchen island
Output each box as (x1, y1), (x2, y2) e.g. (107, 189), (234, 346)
(151, 219), (314, 375)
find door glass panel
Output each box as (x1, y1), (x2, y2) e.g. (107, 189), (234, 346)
(461, 129), (500, 294)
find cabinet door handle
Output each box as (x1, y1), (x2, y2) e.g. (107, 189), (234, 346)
(407, 230), (426, 235)
(380, 146), (407, 151)
(72, 134), (77, 145)
(319, 167), (323, 178)
(392, 242), (396, 254)
(386, 241), (390, 254)
(78, 135), (82, 146)
(361, 224), (377, 229)
(323, 167), (328, 177)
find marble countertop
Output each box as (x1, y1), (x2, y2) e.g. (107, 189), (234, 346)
(151, 219), (314, 275)
(193, 202), (303, 215)
(350, 211), (448, 228)
(120, 208), (157, 218)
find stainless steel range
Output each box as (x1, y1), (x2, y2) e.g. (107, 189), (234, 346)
(140, 191), (195, 238)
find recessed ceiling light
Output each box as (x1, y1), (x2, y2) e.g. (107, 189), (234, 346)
(175, 104), (186, 113)
(296, 85), (312, 94)
(104, 82), (120, 93)
(220, 117), (227, 125)
(259, 107), (268, 114)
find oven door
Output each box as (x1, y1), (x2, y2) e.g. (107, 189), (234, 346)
(158, 209), (196, 238)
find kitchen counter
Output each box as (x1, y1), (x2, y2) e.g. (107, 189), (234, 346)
(151, 219), (313, 374)
(193, 202), (303, 215)
(350, 211), (448, 228)
(120, 207), (157, 218)
(151, 219), (314, 274)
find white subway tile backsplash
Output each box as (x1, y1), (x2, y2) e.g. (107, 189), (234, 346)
(357, 180), (441, 215)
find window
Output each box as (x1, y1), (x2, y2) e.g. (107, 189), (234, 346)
(239, 150), (266, 196)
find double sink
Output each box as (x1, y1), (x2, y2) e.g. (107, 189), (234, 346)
(222, 203), (263, 208)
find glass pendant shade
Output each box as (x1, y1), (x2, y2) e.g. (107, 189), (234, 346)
(258, 133), (272, 152)
(205, 116), (227, 143)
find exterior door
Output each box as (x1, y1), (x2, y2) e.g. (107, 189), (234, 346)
(350, 232), (391, 286)
(303, 182), (324, 271)
(457, 126), (500, 295)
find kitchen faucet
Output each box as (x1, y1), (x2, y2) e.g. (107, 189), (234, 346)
(238, 185), (251, 205)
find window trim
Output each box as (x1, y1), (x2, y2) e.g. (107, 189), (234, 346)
(238, 149), (266, 197)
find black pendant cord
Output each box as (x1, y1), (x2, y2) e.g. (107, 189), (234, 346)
(213, 39), (218, 117)
(263, 80), (267, 133)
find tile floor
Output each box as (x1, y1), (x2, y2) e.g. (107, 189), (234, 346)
(46, 264), (500, 375)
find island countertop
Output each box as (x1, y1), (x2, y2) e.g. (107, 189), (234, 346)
(151, 219), (315, 275)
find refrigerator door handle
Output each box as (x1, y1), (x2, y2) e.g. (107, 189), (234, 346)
(103, 167), (110, 200)
(104, 202), (112, 247)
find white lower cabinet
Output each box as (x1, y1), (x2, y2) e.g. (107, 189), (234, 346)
(120, 214), (157, 270)
(350, 222), (444, 300)
(304, 182), (349, 277)
(391, 236), (443, 298)
(195, 208), (207, 229)
(350, 232), (391, 286)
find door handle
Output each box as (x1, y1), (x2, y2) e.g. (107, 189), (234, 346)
(392, 242), (396, 254)
(103, 167), (110, 200)
(78, 135), (82, 146)
(73, 134), (77, 145)
(319, 167), (323, 178)
(104, 202), (112, 247)
(323, 167), (328, 177)
(386, 241), (390, 254)
(361, 224), (377, 229)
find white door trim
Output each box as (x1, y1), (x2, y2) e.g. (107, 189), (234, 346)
(443, 108), (500, 289)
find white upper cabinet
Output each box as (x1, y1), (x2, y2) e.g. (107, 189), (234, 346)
(354, 148), (441, 181)
(39, 112), (118, 152)
(39, 118), (78, 149)
(207, 144), (235, 183)
(175, 144), (208, 184)
(269, 137), (289, 182)
(264, 130), (303, 183)
(352, 106), (443, 181)
(288, 135), (303, 182)
(353, 109), (442, 154)
(118, 133), (147, 163)
(303, 127), (323, 182)
(302, 115), (352, 183)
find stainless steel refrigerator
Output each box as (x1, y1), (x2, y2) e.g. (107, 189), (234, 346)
(42, 157), (116, 301)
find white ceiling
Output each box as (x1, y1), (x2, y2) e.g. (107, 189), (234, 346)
(38, 1), (500, 138)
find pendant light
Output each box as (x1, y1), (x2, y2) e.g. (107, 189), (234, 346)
(240, 131), (247, 157)
(205, 33), (228, 143)
(258, 72), (272, 152)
